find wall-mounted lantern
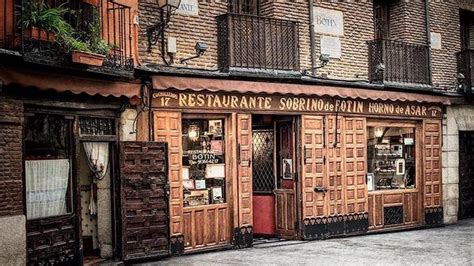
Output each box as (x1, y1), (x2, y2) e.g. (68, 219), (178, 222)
(146, 0), (182, 63)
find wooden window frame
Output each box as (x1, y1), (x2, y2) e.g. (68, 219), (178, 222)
(367, 120), (421, 194)
(228, 0), (260, 16)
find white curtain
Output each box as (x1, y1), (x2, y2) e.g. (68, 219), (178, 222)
(83, 142), (109, 180)
(83, 142), (109, 216)
(26, 159), (70, 220)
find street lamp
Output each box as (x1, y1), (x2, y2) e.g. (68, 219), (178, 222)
(157, 0), (181, 10)
(147, 0), (182, 57)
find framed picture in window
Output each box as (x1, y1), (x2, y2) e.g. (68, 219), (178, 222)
(183, 180), (195, 190)
(195, 179), (206, 189)
(210, 140), (223, 155)
(282, 159), (293, 180)
(396, 159), (405, 175)
(367, 173), (375, 191)
(391, 144), (403, 157)
(209, 120), (223, 135)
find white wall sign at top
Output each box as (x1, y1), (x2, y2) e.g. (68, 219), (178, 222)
(313, 7), (344, 37)
(320, 35), (341, 59)
(176, 0), (198, 16)
(430, 32), (442, 50)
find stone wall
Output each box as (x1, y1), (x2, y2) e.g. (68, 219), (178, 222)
(442, 105), (474, 224)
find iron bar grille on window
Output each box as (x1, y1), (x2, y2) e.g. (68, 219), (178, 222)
(367, 39), (430, 85)
(79, 117), (114, 136)
(384, 206), (403, 225)
(217, 13), (300, 71)
(456, 49), (473, 91)
(0, 0), (133, 72)
(252, 129), (274, 193)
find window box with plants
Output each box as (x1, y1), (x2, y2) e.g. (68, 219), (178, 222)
(21, 0), (111, 67)
(21, 0), (69, 42)
(69, 10), (110, 66)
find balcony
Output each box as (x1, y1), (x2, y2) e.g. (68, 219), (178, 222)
(367, 39), (430, 85)
(456, 49), (474, 93)
(216, 13), (299, 72)
(0, 0), (134, 73)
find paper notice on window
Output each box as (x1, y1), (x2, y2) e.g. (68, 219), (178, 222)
(206, 164), (225, 179)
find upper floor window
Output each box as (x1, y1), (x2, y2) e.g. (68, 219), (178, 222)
(229, 0), (259, 15)
(374, 0), (389, 39)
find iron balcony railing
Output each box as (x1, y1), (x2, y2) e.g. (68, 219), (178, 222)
(216, 13), (300, 72)
(456, 49), (474, 93)
(367, 39), (430, 85)
(0, 0), (133, 72)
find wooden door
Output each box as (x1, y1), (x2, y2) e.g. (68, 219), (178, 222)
(302, 115), (369, 239)
(237, 114), (253, 227)
(325, 116), (345, 216)
(459, 131), (474, 219)
(275, 119), (296, 238)
(119, 141), (169, 261)
(154, 111), (183, 236)
(301, 115), (327, 219)
(343, 117), (368, 214)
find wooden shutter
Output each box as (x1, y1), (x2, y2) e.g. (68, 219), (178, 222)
(326, 116), (344, 216)
(343, 117), (368, 214)
(301, 115), (326, 218)
(237, 114), (253, 227)
(423, 120), (442, 208)
(120, 141), (169, 260)
(154, 111), (183, 235)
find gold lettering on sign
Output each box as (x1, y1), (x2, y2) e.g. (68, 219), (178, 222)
(152, 91), (441, 118)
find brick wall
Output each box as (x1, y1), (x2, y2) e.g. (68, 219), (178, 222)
(313, 2), (373, 80)
(136, 0), (471, 90)
(430, 1), (461, 90)
(389, 0), (427, 46)
(0, 96), (24, 217)
(139, 0), (227, 69)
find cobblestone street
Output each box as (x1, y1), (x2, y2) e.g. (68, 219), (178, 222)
(141, 219), (474, 265)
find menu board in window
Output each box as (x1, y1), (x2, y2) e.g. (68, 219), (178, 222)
(182, 118), (226, 207)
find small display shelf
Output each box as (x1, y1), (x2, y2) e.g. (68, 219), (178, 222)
(367, 127), (416, 191)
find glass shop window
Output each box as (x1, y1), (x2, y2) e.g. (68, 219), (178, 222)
(24, 114), (73, 219)
(367, 126), (416, 191)
(182, 118), (226, 207)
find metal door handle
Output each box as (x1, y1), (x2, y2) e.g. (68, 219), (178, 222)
(314, 187), (328, 193)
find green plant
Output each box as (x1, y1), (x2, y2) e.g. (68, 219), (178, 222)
(21, 0), (111, 56)
(62, 35), (90, 52)
(84, 9), (110, 55)
(21, 0), (73, 37)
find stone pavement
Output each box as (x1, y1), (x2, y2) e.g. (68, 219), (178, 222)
(138, 219), (474, 265)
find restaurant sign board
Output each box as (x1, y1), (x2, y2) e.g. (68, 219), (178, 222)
(152, 90), (443, 119)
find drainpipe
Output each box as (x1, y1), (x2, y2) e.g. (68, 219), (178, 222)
(425, 0), (433, 85)
(308, 0), (316, 76)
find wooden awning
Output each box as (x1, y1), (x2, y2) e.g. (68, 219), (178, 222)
(1, 66), (140, 98)
(152, 75), (451, 105)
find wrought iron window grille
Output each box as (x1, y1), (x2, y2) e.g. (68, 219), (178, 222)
(252, 129), (275, 193)
(79, 117), (114, 136)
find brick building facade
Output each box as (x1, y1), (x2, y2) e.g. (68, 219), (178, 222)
(1, 0), (474, 263)
(138, 0), (469, 91)
(133, 0), (472, 258)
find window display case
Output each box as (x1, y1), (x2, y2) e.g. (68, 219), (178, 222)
(367, 126), (416, 191)
(182, 118), (226, 207)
